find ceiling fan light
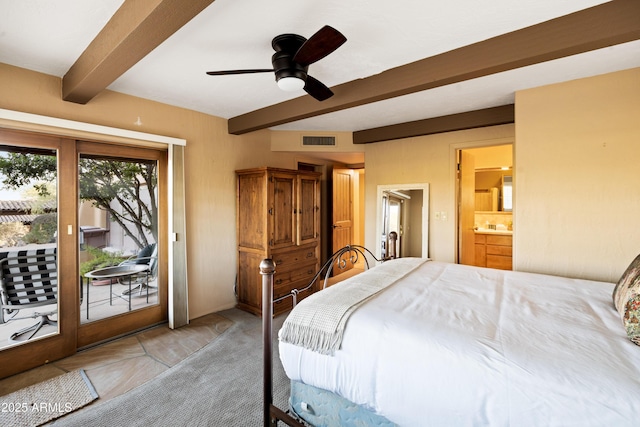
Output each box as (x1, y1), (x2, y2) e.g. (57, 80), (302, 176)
(277, 76), (305, 92)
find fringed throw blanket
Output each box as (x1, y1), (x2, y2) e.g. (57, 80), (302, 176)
(279, 258), (428, 355)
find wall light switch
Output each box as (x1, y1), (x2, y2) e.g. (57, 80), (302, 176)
(434, 211), (441, 220)
(441, 212), (447, 221)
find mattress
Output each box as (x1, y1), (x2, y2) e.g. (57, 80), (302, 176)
(279, 260), (640, 426)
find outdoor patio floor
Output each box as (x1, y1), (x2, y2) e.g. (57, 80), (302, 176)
(0, 277), (158, 350)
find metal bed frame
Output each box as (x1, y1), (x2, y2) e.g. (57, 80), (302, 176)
(260, 245), (383, 427)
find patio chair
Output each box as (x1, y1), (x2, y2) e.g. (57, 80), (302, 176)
(118, 243), (158, 295)
(0, 248), (58, 342)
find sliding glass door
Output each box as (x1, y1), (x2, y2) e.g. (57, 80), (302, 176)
(0, 130), (75, 377)
(0, 129), (167, 378)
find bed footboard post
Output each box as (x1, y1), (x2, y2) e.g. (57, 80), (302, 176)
(260, 259), (276, 427)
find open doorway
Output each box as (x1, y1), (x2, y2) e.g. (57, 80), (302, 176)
(457, 144), (513, 270)
(330, 167), (365, 275)
(298, 162), (365, 276)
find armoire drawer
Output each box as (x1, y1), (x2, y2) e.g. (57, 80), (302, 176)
(273, 263), (317, 288)
(272, 246), (317, 271)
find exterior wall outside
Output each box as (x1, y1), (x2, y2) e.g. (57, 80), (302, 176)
(79, 201), (107, 229)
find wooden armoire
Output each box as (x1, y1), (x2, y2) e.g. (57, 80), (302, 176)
(236, 167), (321, 316)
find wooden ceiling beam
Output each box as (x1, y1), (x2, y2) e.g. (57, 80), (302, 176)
(62, 0), (215, 104)
(228, 0), (640, 135)
(353, 105), (515, 144)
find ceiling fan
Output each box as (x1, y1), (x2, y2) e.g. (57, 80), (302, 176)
(206, 25), (346, 101)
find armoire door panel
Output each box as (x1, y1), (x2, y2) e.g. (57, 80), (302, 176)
(237, 172), (267, 250)
(270, 173), (296, 249)
(298, 176), (320, 245)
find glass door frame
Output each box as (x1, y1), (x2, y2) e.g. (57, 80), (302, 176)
(0, 129), (76, 378)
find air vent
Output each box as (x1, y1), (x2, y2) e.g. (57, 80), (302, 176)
(302, 136), (336, 146)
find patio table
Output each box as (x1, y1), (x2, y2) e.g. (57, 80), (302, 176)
(84, 264), (149, 320)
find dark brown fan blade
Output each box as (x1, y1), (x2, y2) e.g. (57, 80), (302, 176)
(304, 75), (333, 101)
(206, 69), (273, 76)
(293, 26), (347, 66)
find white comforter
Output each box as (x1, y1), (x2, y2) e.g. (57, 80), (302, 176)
(279, 260), (640, 426)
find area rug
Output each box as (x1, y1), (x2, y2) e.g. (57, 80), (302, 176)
(0, 369), (98, 427)
(51, 309), (290, 426)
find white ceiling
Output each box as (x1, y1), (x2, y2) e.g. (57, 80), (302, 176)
(1, 0), (639, 134)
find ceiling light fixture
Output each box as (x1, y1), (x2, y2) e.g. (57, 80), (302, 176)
(277, 76), (306, 92)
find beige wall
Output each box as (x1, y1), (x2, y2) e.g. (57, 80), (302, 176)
(515, 67), (640, 282)
(0, 63), (300, 319)
(3, 62), (637, 321)
(466, 145), (512, 169)
(363, 125), (515, 262)
(363, 67), (639, 283)
(270, 130), (362, 159)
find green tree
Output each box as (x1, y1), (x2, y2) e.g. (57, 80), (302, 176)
(0, 152), (57, 197)
(0, 153), (157, 250)
(23, 213), (57, 244)
(79, 158), (158, 248)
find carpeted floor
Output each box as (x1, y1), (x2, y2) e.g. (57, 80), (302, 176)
(1, 369), (98, 427)
(52, 309), (290, 427)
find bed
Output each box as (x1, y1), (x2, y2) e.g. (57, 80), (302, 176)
(260, 247), (640, 427)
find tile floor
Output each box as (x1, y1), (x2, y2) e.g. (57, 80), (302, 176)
(0, 312), (233, 406)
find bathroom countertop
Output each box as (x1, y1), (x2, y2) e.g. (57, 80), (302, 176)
(474, 229), (513, 235)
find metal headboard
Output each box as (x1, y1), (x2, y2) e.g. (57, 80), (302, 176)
(273, 244), (383, 308)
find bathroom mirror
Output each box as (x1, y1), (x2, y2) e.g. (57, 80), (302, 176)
(502, 175), (512, 212)
(475, 169), (512, 212)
